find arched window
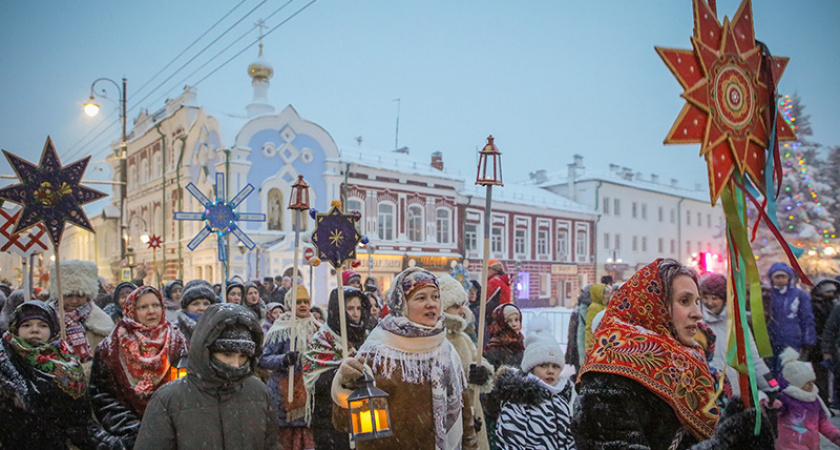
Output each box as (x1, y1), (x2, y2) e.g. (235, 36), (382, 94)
(407, 204), (423, 242)
(436, 208), (451, 244)
(267, 188), (283, 231)
(378, 203), (395, 241)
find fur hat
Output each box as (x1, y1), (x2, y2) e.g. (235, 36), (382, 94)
(520, 316), (564, 374)
(438, 274), (467, 311)
(181, 284), (219, 309)
(209, 323), (256, 357)
(699, 273), (727, 300)
(49, 260), (99, 300)
(780, 347), (815, 389)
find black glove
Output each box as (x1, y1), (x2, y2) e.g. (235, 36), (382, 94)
(474, 416), (483, 433)
(468, 364), (490, 385)
(283, 351), (299, 367)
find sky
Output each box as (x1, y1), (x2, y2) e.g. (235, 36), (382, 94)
(1, 0), (838, 209)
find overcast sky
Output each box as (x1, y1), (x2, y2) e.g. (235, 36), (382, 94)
(1, 0), (838, 205)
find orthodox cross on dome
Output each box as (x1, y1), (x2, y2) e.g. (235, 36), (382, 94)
(0, 137), (106, 247)
(174, 172), (265, 262)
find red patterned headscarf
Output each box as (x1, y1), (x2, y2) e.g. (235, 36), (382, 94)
(579, 259), (719, 440)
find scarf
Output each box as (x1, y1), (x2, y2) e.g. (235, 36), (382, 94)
(3, 332), (86, 398)
(264, 311), (320, 351)
(64, 301), (93, 362)
(114, 287), (182, 398)
(579, 259), (719, 440)
(484, 304), (524, 354)
(302, 322), (359, 425)
(361, 314), (465, 450)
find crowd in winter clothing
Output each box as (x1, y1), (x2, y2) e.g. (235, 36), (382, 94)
(6, 255), (840, 449)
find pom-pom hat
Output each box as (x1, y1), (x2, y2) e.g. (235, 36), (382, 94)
(780, 347), (815, 389)
(520, 316), (564, 374)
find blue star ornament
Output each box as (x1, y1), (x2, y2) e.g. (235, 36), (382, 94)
(311, 202), (362, 268)
(0, 137), (106, 247)
(174, 172), (265, 261)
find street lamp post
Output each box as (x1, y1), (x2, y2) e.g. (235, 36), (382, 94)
(84, 77), (128, 264)
(605, 249), (622, 282)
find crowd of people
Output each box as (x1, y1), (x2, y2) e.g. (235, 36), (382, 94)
(1, 256), (840, 449)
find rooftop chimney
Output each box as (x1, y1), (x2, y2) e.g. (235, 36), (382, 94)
(529, 170), (548, 184)
(573, 154), (584, 167)
(609, 163), (620, 173)
(651, 173), (659, 183)
(635, 171), (644, 181)
(431, 151), (443, 170)
(670, 178), (679, 187)
(620, 167), (634, 180)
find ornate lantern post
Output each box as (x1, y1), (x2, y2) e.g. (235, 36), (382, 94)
(347, 371), (393, 442)
(474, 135), (502, 403)
(286, 174), (310, 401)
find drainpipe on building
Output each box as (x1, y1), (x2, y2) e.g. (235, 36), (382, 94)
(176, 136), (187, 280)
(154, 124), (167, 286)
(677, 197), (686, 263)
(461, 195), (473, 263)
(593, 180), (603, 279)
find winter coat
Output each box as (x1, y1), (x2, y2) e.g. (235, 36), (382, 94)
(574, 286), (592, 367)
(806, 278), (839, 363)
(775, 386), (840, 450)
(572, 372), (774, 450)
(767, 262), (816, 353)
(486, 367), (575, 450)
(162, 280), (183, 324)
(583, 284), (607, 349)
(0, 337), (129, 450)
(486, 273), (512, 306)
(701, 306), (773, 398)
(257, 325), (312, 428)
(820, 301), (840, 361)
(134, 304), (280, 450)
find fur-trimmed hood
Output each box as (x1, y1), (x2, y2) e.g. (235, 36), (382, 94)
(84, 302), (116, 337)
(491, 366), (549, 407)
(50, 260), (99, 300)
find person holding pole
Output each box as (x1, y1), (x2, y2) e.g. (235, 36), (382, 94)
(260, 285), (319, 449)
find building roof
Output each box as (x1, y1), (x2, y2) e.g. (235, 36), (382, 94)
(337, 147), (466, 182)
(460, 182), (595, 216)
(523, 167), (712, 203)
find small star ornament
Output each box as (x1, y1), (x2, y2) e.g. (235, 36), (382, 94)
(0, 137), (106, 247)
(311, 201), (362, 268)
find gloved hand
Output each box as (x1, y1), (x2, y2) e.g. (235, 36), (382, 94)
(474, 416), (483, 433)
(337, 358), (366, 389)
(283, 351), (299, 367)
(468, 364), (490, 386)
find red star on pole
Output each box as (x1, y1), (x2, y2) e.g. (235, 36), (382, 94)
(146, 234), (162, 249)
(655, 0), (796, 204)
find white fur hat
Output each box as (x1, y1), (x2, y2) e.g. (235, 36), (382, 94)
(50, 260), (99, 300)
(438, 274), (467, 311)
(521, 316), (564, 374)
(780, 347), (815, 389)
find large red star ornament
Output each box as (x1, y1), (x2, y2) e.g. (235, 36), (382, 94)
(655, 0), (796, 204)
(147, 234), (162, 249)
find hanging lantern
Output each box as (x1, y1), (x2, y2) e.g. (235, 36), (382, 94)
(288, 175), (311, 211)
(169, 356), (188, 380)
(347, 371), (393, 441)
(475, 135), (503, 186)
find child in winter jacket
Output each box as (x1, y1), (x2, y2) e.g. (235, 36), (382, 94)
(767, 262), (816, 365)
(487, 316), (575, 450)
(484, 303), (524, 370)
(135, 303), (280, 450)
(776, 347), (840, 449)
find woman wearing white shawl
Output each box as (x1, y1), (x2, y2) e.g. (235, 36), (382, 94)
(331, 267), (478, 450)
(258, 284), (320, 449)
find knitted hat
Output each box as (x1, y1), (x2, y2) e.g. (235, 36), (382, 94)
(263, 276), (274, 283)
(181, 283), (219, 309)
(488, 259), (505, 273)
(342, 270), (362, 286)
(265, 302), (283, 313)
(520, 316), (564, 374)
(502, 304), (520, 320)
(780, 347), (815, 389)
(209, 323), (256, 357)
(226, 282), (244, 296)
(438, 274), (467, 311)
(284, 285), (310, 311)
(387, 267), (439, 317)
(699, 273), (727, 300)
(50, 260), (99, 300)
(10, 301), (59, 339)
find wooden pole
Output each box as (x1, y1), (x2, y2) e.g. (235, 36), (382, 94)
(21, 256), (29, 300)
(288, 210), (302, 402)
(473, 186), (493, 408)
(336, 267), (348, 355)
(55, 248), (66, 341)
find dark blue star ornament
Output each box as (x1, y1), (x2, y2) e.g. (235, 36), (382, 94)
(311, 201), (363, 268)
(174, 172), (265, 261)
(0, 137), (107, 247)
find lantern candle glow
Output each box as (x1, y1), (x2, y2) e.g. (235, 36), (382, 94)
(347, 371), (393, 441)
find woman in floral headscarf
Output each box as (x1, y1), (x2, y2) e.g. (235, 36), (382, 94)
(331, 267), (478, 450)
(572, 259), (773, 450)
(90, 286), (188, 444)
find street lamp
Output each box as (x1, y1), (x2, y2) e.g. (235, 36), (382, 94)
(474, 135), (502, 408)
(84, 77), (128, 264)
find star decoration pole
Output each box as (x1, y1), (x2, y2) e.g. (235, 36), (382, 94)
(311, 200), (364, 353)
(147, 234), (162, 287)
(174, 172), (265, 293)
(655, 0), (801, 413)
(0, 137), (107, 339)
